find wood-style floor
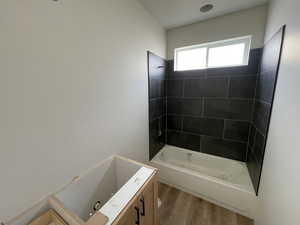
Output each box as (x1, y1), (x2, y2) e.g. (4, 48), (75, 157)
(158, 183), (253, 225)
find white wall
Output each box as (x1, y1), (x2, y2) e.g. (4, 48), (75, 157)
(256, 0), (300, 225)
(167, 5), (268, 59)
(0, 0), (165, 223)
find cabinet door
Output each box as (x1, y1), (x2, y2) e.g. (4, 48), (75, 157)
(132, 199), (141, 225)
(115, 209), (132, 225)
(139, 181), (155, 225)
(114, 174), (158, 225)
(115, 199), (139, 225)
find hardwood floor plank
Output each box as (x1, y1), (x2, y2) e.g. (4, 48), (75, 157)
(158, 183), (253, 225)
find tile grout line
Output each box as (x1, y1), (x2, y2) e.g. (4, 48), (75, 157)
(199, 134), (202, 152)
(166, 73), (258, 80)
(227, 77), (231, 98)
(180, 116), (184, 132)
(245, 124), (252, 161)
(167, 129), (248, 144)
(251, 122), (266, 138)
(182, 79), (185, 98)
(222, 119), (226, 140)
(166, 95), (255, 101)
(250, 72), (259, 124)
(256, 98), (272, 106)
(201, 97), (205, 117)
(166, 113), (251, 123)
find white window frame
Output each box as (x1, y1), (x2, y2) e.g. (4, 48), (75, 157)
(174, 35), (252, 71)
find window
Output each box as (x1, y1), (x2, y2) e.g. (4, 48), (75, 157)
(174, 36), (251, 71)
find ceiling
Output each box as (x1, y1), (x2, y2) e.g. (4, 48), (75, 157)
(139, 0), (268, 29)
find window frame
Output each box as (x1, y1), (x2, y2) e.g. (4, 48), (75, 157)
(174, 35), (252, 71)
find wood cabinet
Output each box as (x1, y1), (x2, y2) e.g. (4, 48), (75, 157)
(113, 172), (158, 225)
(140, 180), (155, 225)
(48, 156), (158, 225)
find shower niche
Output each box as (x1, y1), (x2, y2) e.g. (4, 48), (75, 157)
(148, 26), (285, 195)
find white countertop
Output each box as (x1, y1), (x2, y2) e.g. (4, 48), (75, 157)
(99, 167), (155, 225)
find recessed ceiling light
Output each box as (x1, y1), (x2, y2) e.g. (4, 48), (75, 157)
(200, 4), (214, 13)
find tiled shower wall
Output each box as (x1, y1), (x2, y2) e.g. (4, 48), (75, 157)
(148, 52), (167, 159)
(148, 28), (284, 193)
(247, 26), (285, 193)
(165, 49), (262, 161)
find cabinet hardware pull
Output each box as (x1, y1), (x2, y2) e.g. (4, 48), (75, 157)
(140, 197), (145, 216)
(134, 206), (140, 225)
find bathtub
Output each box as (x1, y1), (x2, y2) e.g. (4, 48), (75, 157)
(151, 145), (258, 219)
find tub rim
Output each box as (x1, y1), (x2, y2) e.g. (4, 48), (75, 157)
(151, 145), (256, 195)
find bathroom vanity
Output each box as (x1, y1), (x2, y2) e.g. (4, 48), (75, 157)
(48, 156), (158, 225)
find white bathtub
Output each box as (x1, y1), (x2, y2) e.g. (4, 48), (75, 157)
(151, 145), (258, 219)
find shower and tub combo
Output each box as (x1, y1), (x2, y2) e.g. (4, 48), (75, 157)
(148, 26), (285, 220)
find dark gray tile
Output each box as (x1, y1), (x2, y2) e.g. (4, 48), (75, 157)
(148, 51), (167, 160)
(224, 120), (250, 142)
(149, 117), (165, 159)
(167, 98), (202, 116)
(252, 131), (266, 165)
(206, 67), (231, 77)
(162, 98), (167, 115)
(181, 98), (203, 116)
(260, 28), (283, 74)
(256, 70), (276, 103)
(149, 100), (156, 121)
(248, 125), (256, 148)
(167, 80), (183, 97)
(248, 48), (263, 72)
(167, 131), (201, 152)
(149, 98), (165, 121)
(225, 65), (257, 76)
(167, 98), (182, 114)
(160, 79), (166, 98)
(183, 117), (224, 137)
(204, 99), (253, 121)
(148, 52), (167, 80)
(166, 60), (174, 77)
(253, 101), (271, 134)
(167, 115), (182, 130)
(174, 69), (206, 79)
(149, 79), (165, 99)
(247, 27), (285, 195)
(161, 115), (167, 132)
(247, 151), (262, 194)
(168, 69), (206, 80)
(156, 98), (165, 117)
(256, 27), (284, 104)
(149, 79), (157, 99)
(201, 136), (247, 161)
(229, 76), (257, 99)
(184, 78), (228, 97)
(206, 66), (253, 77)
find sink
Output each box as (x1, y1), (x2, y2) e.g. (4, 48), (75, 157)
(49, 156), (156, 225)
